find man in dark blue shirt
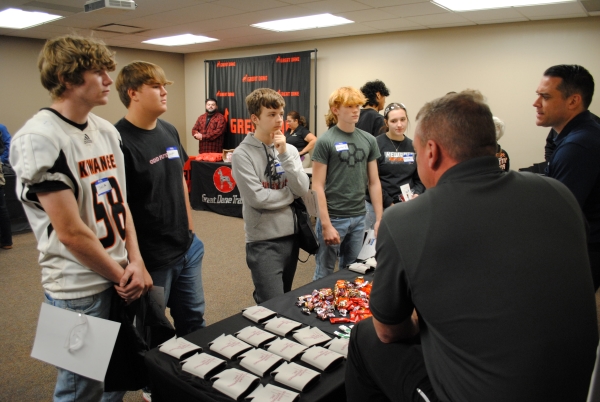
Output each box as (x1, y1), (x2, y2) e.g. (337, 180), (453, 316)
(534, 64), (600, 289)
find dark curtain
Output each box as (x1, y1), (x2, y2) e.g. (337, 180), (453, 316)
(207, 51), (312, 149)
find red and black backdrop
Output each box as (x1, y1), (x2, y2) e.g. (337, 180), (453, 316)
(205, 51), (313, 149)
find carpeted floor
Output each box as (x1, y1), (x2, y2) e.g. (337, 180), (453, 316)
(2, 210), (599, 401)
(0, 210), (317, 401)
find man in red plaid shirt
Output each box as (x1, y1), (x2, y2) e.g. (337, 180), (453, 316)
(192, 98), (227, 154)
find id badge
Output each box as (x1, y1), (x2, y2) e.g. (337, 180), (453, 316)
(95, 178), (112, 195)
(166, 147), (179, 159)
(402, 152), (415, 163)
(275, 162), (285, 174)
(335, 142), (349, 152)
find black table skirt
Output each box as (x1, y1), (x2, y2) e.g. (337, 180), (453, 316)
(189, 161), (242, 218)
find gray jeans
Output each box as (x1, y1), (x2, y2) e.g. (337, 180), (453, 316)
(246, 235), (299, 304)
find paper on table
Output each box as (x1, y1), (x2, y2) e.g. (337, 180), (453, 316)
(31, 303), (120, 382)
(212, 368), (260, 400)
(265, 338), (307, 361)
(246, 383), (299, 402)
(300, 346), (344, 371)
(356, 229), (376, 261)
(271, 362), (320, 392)
(159, 336), (202, 359)
(263, 317), (302, 337)
(325, 337), (350, 358)
(181, 352), (226, 379)
(209, 334), (253, 359)
(238, 348), (282, 377)
(348, 262), (371, 274)
(292, 326), (331, 347)
(242, 306), (277, 323)
(235, 326), (276, 347)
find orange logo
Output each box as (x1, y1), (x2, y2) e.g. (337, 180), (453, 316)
(277, 90), (300, 97)
(242, 74), (268, 82)
(213, 166), (236, 193)
(276, 56), (300, 63)
(216, 91), (235, 97)
(216, 61), (236, 67)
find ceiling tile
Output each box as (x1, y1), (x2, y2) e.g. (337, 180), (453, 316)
(459, 7), (529, 22)
(296, 0), (371, 13)
(515, 2), (587, 18)
(382, 2), (449, 17)
(209, 0), (290, 12)
(406, 12), (475, 27)
(362, 17), (425, 30)
(338, 8), (402, 22)
(355, 0), (430, 6)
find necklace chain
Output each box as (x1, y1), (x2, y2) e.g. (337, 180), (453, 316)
(387, 134), (402, 152)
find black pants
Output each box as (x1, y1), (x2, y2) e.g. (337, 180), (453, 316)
(0, 185), (12, 247)
(346, 317), (439, 402)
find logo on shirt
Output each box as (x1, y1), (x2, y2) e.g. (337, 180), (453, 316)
(83, 133), (92, 145)
(338, 143), (366, 167)
(213, 166), (236, 193)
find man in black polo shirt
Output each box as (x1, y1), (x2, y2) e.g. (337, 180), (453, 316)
(346, 90), (598, 402)
(534, 64), (600, 290)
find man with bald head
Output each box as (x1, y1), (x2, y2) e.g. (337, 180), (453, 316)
(346, 90), (598, 402)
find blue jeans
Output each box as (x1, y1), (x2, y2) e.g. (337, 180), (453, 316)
(365, 200), (389, 230)
(44, 287), (114, 402)
(150, 235), (205, 336)
(312, 216), (365, 281)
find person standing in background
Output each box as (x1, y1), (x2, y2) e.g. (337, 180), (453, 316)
(493, 116), (510, 171)
(0, 123), (11, 164)
(192, 98), (226, 154)
(285, 111), (316, 168)
(356, 79), (390, 136)
(0, 134), (13, 250)
(534, 64), (600, 290)
(312, 87), (382, 281)
(365, 102), (424, 230)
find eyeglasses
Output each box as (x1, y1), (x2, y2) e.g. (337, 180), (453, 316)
(384, 103), (407, 118)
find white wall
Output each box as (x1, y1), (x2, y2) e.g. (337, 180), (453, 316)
(0, 36), (186, 148)
(184, 17), (600, 170)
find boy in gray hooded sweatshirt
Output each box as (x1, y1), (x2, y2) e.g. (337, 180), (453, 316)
(231, 88), (310, 304)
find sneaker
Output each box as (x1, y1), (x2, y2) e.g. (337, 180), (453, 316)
(142, 390), (151, 402)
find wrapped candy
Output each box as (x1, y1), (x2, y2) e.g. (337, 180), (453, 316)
(293, 276), (373, 326)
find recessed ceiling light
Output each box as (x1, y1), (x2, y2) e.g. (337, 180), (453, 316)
(142, 34), (218, 46)
(251, 13), (353, 32)
(432, 0), (576, 12)
(0, 8), (63, 29)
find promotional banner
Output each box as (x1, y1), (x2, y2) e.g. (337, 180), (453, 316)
(207, 51), (313, 149)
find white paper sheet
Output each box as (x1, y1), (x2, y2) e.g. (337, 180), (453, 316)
(356, 229), (376, 260)
(31, 303), (120, 382)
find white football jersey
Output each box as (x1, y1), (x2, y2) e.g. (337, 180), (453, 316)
(11, 109), (129, 299)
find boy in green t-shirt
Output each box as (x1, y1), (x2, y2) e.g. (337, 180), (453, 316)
(311, 87), (383, 280)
